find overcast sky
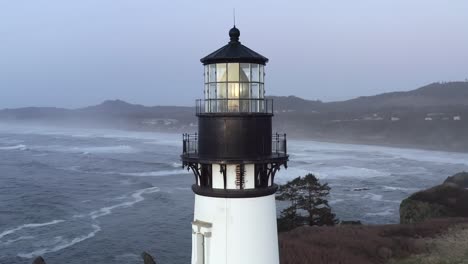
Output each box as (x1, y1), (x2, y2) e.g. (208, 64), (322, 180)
(1, 0), (467, 108)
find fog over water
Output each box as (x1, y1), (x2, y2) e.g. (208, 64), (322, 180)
(1, 124), (467, 263)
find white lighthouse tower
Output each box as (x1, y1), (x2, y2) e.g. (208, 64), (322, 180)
(182, 26), (288, 264)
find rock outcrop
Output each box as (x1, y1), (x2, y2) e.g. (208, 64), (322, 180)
(400, 172), (468, 224)
(32, 257), (46, 264)
(31, 252), (158, 264)
(443, 171), (468, 188)
(141, 251), (157, 264)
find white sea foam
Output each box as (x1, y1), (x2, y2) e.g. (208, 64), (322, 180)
(329, 199), (345, 205)
(73, 145), (137, 154)
(278, 165), (389, 181)
(172, 162), (182, 168)
(365, 208), (394, 217)
(13, 187), (159, 258)
(17, 224), (101, 259)
(0, 220), (64, 240)
(383, 186), (420, 192)
(4, 187), (160, 258)
(362, 193), (384, 201)
(0, 144), (27, 151)
(288, 139), (468, 166)
(0, 123), (180, 144)
(26, 144), (138, 155)
(119, 170), (187, 177)
(0, 236), (35, 246)
(89, 187), (160, 220)
(362, 193), (401, 204)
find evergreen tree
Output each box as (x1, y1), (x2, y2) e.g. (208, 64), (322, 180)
(276, 173), (337, 231)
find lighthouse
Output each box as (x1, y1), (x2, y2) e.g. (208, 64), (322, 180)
(181, 26), (288, 264)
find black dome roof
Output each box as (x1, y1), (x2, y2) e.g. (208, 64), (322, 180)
(200, 26), (269, 65)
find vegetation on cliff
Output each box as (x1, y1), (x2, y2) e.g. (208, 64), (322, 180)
(276, 174), (338, 232)
(279, 218), (468, 264)
(400, 172), (468, 224)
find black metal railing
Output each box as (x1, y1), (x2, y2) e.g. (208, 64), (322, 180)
(272, 133), (287, 155)
(182, 133), (198, 155)
(182, 132), (287, 156)
(195, 99), (274, 114)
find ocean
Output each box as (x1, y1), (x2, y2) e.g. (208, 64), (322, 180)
(1, 123), (468, 264)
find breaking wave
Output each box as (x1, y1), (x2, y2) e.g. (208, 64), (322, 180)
(119, 170), (187, 177)
(0, 220), (65, 240)
(7, 187), (160, 259)
(0, 144), (27, 151)
(88, 187), (159, 219)
(17, 224), (101, 259)
(365, 208), (394, 217)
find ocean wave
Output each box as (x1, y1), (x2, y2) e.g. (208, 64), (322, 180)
(365, 208), (394, 217)
(72, 145), (137, 154)
(61, 165), (187, 178)
(362, 193), (401, 204)
(89, 187), (160, 220)
(0, 236), (35, 246)
(329, 199), (345, 205)
(363, 193), (383, 201)
(0, 144), (27, 151)
(119, 170), (187, 177)
(172, 162), (182, 168)
(4, 187), (161, 258)
(27, 144), (139, 155)
(383, 186), (420, 192)
(17, 224), (101, 259)
(278, 165), (389, 181)
(0, 220), (65, 240)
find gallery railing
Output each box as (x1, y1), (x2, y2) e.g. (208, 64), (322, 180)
(195, 99), (273, 114)
(182, 133), (198, 155)
(182, 132), (287, 156)
(272, 133), (287, 155)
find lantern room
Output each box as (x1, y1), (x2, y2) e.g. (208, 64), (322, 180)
(199, 27), (271, 114)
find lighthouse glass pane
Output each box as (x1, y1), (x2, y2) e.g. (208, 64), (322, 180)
(228, 83), (239, 112)
(251, 64), (259, 82)
(217, 83), (227, 112)
(227, 63), (239, 82)
(216, 63), (227, 82)
(240, 63), (250, 82)
(259, 84), (265, 98)
(204, 66), (209, 83)
(240, 83), (249, 98)
(240, 83), (250, 112)
(259, 84), (265, 111)
(251, 83), (259, 98)
(209, 83), (217, 112)
(251, 83), (259, 112)
(204, 84), (209, 112)
(209, 64), (216, 83)
(259, 65), (264, 83)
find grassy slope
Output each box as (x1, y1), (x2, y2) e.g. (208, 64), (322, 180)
(390, 224), (468, 264)
(279, 218), (468, 264)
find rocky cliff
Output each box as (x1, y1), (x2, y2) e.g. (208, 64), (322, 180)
(400, 172), (468, 224)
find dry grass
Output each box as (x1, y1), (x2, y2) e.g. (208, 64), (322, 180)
(279, 218), (468, 264)
(389, 223), (468, 264)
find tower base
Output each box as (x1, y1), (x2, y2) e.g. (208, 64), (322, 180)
(191, 194), (279, 264)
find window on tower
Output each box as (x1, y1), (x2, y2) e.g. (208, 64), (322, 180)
(202, 63), (268, 113)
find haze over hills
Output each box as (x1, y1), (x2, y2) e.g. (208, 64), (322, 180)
(271, 81), (468, 112)
(1, 81), (467, 151)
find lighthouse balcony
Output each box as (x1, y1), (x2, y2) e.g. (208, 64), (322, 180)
(181, 132), (288, 163)
(195, 98), (273, 115)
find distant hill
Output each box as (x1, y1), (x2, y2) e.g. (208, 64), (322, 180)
(1, 81), (468, 151)
(270, 82), (468, 113)
(326, 82), (468, 112)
